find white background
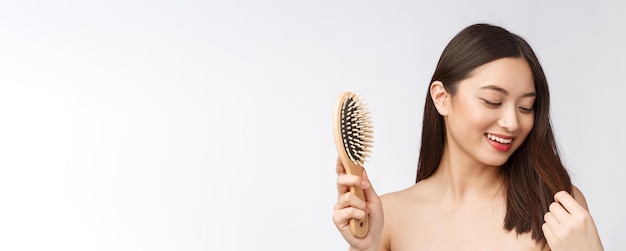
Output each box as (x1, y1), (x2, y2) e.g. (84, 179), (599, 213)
(0, 1), (624, 250)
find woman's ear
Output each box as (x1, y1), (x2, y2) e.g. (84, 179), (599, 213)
(430, 81), (450, 116)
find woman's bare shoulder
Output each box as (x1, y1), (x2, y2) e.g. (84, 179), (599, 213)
(571, 184), (589, 210)
(379, 181), (432, 210)
(378, 182), (432, 250)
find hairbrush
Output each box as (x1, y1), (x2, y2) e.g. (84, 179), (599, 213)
(333, 91), (374, 238)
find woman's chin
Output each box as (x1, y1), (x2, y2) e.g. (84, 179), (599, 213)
(480, 156), (510, 167)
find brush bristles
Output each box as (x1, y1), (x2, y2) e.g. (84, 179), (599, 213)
(340, 93), (374, 167)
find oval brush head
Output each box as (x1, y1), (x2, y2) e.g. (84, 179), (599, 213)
(333, 91), (374, 238)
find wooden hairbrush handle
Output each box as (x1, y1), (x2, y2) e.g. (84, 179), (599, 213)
(338, 156), (370, 238)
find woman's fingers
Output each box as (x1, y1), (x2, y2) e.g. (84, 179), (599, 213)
(332, 157), (385, 249)
(335, 162), (370, 220)
(362, 168), (380, 203)
(544, 211), (559, 226)
(334, 191), (368, 212)
(543, 211), (564, 238)
(333, 205), (368, 227)
(336, 174), (362, 194)
(542, 222), (553, 241)
(554, 191), (584, 216)
(336, 157), (345, 175)
(333, 179), (370, 228)
(334, 161), (375, 230)
(547, 201), (569, 224)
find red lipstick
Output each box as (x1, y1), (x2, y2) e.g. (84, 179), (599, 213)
(485, 133), (514, 152)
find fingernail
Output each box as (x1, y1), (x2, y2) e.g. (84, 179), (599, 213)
(361, 180), (369, 188)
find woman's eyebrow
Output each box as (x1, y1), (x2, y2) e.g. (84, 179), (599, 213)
(480, 85), (536, 97)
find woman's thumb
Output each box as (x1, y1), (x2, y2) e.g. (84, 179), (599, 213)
(362, 168), (379, 202)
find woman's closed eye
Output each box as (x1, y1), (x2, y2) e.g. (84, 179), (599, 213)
(481, 98), (501, 108)
(518, 106), (534, 114)
(482, 98), (534, 114)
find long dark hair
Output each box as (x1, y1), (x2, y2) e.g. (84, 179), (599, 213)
(416, 23), (572, 243)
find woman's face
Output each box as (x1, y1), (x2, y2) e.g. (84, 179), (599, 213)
(445, 57), (536, 167)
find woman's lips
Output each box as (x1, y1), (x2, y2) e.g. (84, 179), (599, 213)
(485, 133), (514, 152)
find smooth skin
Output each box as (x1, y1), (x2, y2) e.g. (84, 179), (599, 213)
(332, 58), (603, 251)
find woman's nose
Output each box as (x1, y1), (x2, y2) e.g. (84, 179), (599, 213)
(497, 107), (520, 133)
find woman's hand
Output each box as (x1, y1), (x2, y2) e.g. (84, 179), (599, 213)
(542, 190), (603, 251)
(332, 157), (384, 251)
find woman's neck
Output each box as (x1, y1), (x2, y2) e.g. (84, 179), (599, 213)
(429, 144), (504, 204)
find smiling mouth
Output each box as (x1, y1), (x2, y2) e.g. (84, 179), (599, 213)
(485, 133), (513, 144)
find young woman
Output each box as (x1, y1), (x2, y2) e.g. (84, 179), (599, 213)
(333, 23), (604, 251)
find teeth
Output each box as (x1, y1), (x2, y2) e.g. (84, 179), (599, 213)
(486, 133), (512, 144)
